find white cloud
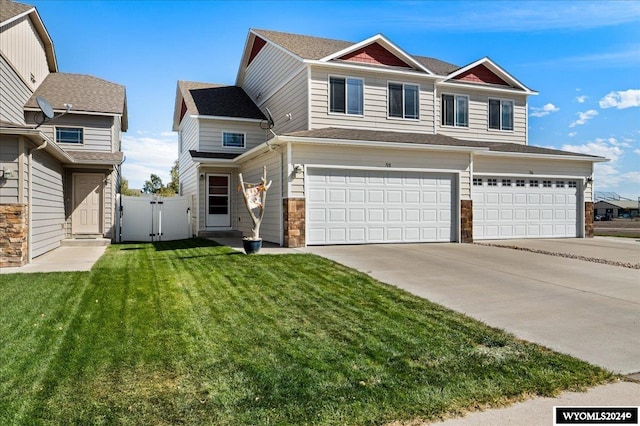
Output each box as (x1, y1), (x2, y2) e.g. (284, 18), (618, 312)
(530, 103), (559, 117)
(568, 132), (577, 137)
(562, 138), (622, 161)
(634, 149), (640, 156)
(160, 131), (175, 137)
(569, 109), (598, 127)
(122, 134), (177, 189)
(576, 95), (587, 104)
(599, 89), (640, 109)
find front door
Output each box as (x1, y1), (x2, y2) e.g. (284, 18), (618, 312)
(206, 174), (230, 227)
(72, 173), (103, 235)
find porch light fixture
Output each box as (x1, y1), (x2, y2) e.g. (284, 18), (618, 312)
(586, 176), (593, 184)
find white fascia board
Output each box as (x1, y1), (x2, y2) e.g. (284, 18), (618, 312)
(276, 135), (489, 154)
(1, 127), (74, 163)
(437, 80), (537, 96)
(319, 34), (433, 74)
(305, 59), (440, 80)
(475, 150), (608, 162)
(447, 57), (535, 94)
(192, 115), (264, 123)
(24, 107), (123, 118)
(193, 159), (241, 167)
(0, 7), (34, 28)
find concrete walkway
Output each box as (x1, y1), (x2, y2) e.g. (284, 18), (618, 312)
(0, 245), (107, 274)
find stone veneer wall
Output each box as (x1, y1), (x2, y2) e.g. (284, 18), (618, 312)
(0, 204), (28, 267)
(283, 198), (305, 248)
(460, 199), (473, 243)
(585, 201), (594, 238)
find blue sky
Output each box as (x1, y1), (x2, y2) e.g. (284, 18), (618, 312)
(31, 0), (640, 198)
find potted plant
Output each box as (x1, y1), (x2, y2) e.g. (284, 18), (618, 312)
(238, 166), (272, 254)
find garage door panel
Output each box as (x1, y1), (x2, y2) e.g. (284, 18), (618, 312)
(307, 169), (454, 245)
(474, 175), (579, 240)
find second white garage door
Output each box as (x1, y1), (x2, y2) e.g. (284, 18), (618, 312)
(472, 177), (580, 239)
(307, 168), (454, 245)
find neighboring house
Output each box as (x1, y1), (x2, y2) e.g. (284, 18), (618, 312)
(172, 29), (606, 247)
(595, 200), (639, 218)
(0, 0), (127, 267)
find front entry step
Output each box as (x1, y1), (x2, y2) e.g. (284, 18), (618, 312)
(61, 238), (111, 247)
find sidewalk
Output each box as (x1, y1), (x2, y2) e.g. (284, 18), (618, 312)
(0, 245), (107, 274)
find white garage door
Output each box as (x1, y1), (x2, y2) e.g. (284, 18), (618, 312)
(472, 177), (579, 239)
(307, 168), (454, 245)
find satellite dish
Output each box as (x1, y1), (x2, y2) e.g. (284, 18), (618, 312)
(36, 96), (54, 119)
(260, 107), (275, 130)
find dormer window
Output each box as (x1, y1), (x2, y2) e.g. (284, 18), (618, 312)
(55, 127), (83, 144)
(489, 98), (514, 131)
(442, 94), (468, 127)
(329, 76), (363, 115)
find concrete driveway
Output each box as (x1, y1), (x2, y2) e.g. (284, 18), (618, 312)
(304, 241), (640, 374)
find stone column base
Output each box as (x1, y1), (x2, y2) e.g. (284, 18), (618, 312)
(585, 201), (594, 238)
(283, 198), (305, 248)
(460, 199), (473, 243)
(0, 204), (28, 267)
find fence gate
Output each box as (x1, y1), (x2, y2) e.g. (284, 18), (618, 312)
(118, 195), (191, 242)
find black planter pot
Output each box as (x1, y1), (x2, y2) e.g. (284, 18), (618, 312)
(242, 238), (262, 255)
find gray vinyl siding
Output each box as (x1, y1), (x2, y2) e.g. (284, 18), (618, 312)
(198, 119), (268, 153)
(236, 149), (282, 244)
(260, 68), (308, 135)
(25, 112), (115, 152)
(0, 55), (31, 125)
(177, 115), (199, 234)
(474, 155), (593, 201)
(31, 148), (64, 257)
(289, 143), (470, 199)
(309, 66), (436, 134)
(0, 136), (20, 203)
(436, 88), (527, 144)
(241, 42), (304, 105)
(0, 15), (50, 92)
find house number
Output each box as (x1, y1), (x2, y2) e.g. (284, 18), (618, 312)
(385, 163), (391, 167)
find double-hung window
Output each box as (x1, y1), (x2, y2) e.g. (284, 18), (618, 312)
(442, 94), (468, 127)
(489, 98), (514, 131)
(329, 76), (363, 115)
(56, 127), (83, 144)
(388, 83), (419, 119)
(222, 132), (245, 148)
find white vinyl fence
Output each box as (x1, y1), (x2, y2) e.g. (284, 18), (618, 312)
(117, 195), (191, 242)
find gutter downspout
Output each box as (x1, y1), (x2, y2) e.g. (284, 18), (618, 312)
(27, 139), (48, 263)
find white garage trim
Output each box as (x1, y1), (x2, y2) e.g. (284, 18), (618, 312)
(305, 166), (459, 245)
(472, 176), (583, 239)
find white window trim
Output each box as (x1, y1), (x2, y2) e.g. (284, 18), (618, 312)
(488, 97), (515, 132)
(221, 131), (246, 149)
(387, 81), (420, 121)
(441, 93), (469, 128)
(55, 126), (85, 145)
(327, 74), (365, 117)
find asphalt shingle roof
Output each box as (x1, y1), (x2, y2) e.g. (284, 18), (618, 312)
(178, 81), (266, 120)
(24, 73), (126, 115)
(0, 0), (32, 24)
(283, 127), (602, 159)
(66, 150), (123, 164)
(252, 29), (460, 75)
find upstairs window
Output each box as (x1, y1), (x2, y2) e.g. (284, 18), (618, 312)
(442, 94), (468, 127)
(388, 83), (419, 119)
(222, 132), (245, 148)
(489, 99), (514, 131)
(329, 76), (363, 115)
(56, 127), (83, 144)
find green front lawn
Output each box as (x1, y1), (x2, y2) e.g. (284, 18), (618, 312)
(0, 239), (611, 425)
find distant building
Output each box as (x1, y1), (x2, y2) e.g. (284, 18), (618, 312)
(595, 200), (640, 218)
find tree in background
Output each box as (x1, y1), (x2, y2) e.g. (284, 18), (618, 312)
(120, 177), (141, 196)
(141, 161), (179, 196)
